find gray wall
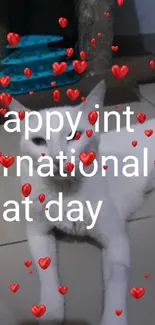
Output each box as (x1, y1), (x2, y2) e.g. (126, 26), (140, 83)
(114, 0), (155, 35)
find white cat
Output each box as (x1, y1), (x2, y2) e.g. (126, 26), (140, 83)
(7, 80), (155, 325)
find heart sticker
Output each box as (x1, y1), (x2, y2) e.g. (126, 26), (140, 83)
(132, 141), (137, 147)
(38, 193), (45, 203)
(130, 287), (145, 299)
(52, 62), (67, 75)
(0, 108), (7, 115)
(18, 110), (25, 120)
(0, 76), (11, 87)
(144, 129), (153, 137)
(7, 33), (20, 47)
(66, 48), (74, 57)
(24, 260), (32, 268)
(0, 93), (12, 106)
(79, 152), (96, 166)
(111, 65), (129, 79)
(65, 162), (74, 172)
(22, 183), (32, 197)
(88, 110), (98, 125)
(38, 257), (51, 270)
(53, 90), (61, 102)
(66, 88), (80, 101)
(72, 60), (88, 74)
(86, 130), (93, 137)
(31, 305), (46, 318)
(136, 112), (146, 124)
(0, 155), (14, 168)
(58, 286), (68, 295)
(58, 17), (68, 28)
(115, 309), (122, 316)
(10, 284), (19, 293)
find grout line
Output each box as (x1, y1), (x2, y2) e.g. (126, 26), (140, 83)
(0, 239), (27, 247)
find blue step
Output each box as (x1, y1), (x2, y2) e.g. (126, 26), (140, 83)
(0, 70), (80, 95)
(0, 62), (75, 82)
(1, 34), (80, 95)
(2, 48), (67, 65)
(7, 35), (63, 49)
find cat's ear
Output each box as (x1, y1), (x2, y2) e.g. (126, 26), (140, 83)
(79, 79), (106, 113)
(9, 97), (30, 112)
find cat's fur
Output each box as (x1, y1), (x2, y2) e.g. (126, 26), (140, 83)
(8, 80), (155, 325)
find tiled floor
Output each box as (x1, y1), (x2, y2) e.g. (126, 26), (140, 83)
(1, 83), (155, 325)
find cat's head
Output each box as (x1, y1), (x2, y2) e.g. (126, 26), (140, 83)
(7, 80), (105, 180)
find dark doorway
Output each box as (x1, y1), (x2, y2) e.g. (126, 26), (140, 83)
(8, 0), (78, 48)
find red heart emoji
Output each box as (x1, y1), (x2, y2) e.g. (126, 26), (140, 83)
(104, 12), (110, 17)
(0, 108), (7, 115)
(150, 60), (155, 68)
(111, 46), (118, 52)
(18, 110), (25, 120)
(0, 76), (11, 87)
(0, 93), (12, 106)
(31, 305), (46, 318)
(144, 273), (149, 278)
(98, 32), (102, 36)
(24, 68), (32, 78)
(115, 309), (122, 316)
(58, 286), (68, 295)
(136, 112), (146, 124)
(66, 48), (74, 57)
(75, 131), (81, 140)
(117, 0), (124, 6)
(38, 193), (45, 203)
(130, 287), (145, 299)
(72, 60), (88, 74)
(65, 162), (74, 172)
(58, 17), (68, 28)
(41, 153), (46, 156)
(51, 81), (56, 87)
(88, 110), (98, 125)
(132, 141), (137, 147)
(7, 32), (20, 47)
(103, 165), (108, 170)
(80, 51), (87, 60)
(86, 129), (93, 137)
(52, 62), (67, 75)
(29, 91), (34, 95)
(66, 88), (80, 101)
(24, 260), (32, 268)
(28, 270), (32, 274)
(91, 38), (96, 46)
(111, 65), (129, 79)
(144, 129), (153, 137)
(79, 152), (96, 166)
(22, 183), (32, 197)
(38, 257), (51, 270)
(53, 90), (61, 102)
(81, 96), (86, 102)
(0, 155), (14, 168)
(10, 284), (19, 293)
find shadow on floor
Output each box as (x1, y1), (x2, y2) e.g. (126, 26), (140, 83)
(20, 320), (90, 325)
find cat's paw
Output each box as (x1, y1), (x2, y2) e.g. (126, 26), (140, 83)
(38, 290), (64, 325)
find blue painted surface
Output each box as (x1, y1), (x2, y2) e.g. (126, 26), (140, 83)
(6, 35), (63, 48)
(0, 71), (79, 95)
(1, 35), (80, 95)
(2, 48), (67, 65)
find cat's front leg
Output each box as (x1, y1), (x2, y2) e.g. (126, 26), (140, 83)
(101, 233), (130, 325)
(26, 224), (64, 325)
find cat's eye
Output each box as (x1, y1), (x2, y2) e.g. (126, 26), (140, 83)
(32, 137), (47, 146)
(67, 131), (82, 140)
